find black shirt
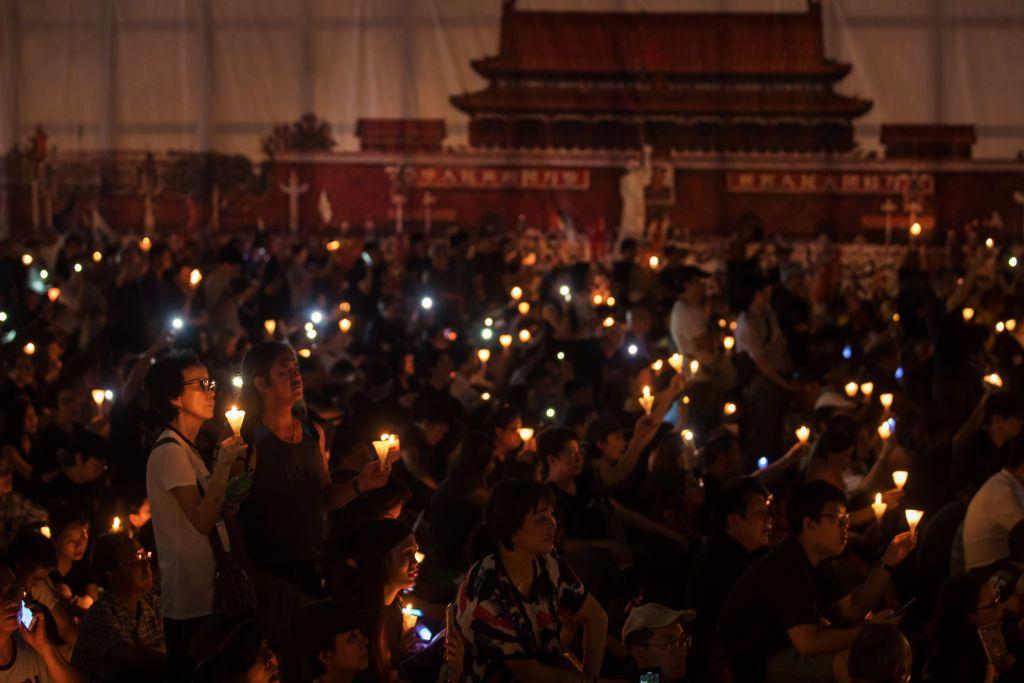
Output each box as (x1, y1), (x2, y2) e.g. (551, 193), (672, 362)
(716, 536), (846, 681)
(685, 532), (762, 670)
(951, 429), (1005, 496)
(428, 477), (483, 570)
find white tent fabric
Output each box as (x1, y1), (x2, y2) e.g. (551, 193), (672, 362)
(2, 0), (1023, 158)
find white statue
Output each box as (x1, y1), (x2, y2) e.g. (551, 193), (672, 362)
(279, 171), (309, 233)
(617, 144), (653, 249)
(317, 189), (334, 228)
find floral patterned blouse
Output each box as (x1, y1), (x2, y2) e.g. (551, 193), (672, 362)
(454, 551), (587, 682)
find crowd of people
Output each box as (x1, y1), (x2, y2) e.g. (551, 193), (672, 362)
(0, 216), (1021, 683)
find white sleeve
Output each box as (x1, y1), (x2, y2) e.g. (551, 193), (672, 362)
(154, 446), (199, 492)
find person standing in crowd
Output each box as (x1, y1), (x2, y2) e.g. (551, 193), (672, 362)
(71, 532), (165, 681)
(144, 349), (247, 681)
(455, 478), (613, 682)
(962, 446), (1024, 572)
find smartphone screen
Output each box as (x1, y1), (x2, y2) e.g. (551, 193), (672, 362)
(18, 600), (33, 630)
(639, 670), (661, 683)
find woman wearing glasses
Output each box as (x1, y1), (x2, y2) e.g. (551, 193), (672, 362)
(144, 349), (247, 682)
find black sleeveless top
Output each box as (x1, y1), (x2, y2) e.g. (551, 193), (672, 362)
(241, 420), (328, 567)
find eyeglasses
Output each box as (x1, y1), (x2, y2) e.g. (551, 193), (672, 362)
(183, 378), (217, 393)
(818, 512), (850, 527)
(129, 550), (153, 568)
(640, 634), (692, 652)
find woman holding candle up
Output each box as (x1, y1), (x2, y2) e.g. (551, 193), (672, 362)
(143, 349), (248, 682)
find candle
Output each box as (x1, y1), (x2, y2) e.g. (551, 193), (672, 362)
(139, 237), (152, 252)
(681, 429), (694, 442)
(997, 321), (1006, 333)
(602, 316), (616, 328)
(871, 493), (887, 523)
(39, 526), (51, 539)
(518, 329), (532, 343)
(481, 392), (491, 401)
(1007, 319), (1018, 332)
(264, 319), (276, 336)
(189, 269), (203, 287)
(689, 359), (700, 375)
(639, 385), (654, 415)
(111, 516), (121, 532)
(46, 287), (60, 303)
(909, 222), (922, 237)
(298, 348), (312, 359)
(796, 425), (810, 443)
(373, 435), (392, 469)
(648, 255), (660, 269)
(92, 251), (103, 263)
(21, 254), (32, 266)
(510, 286), (523, 300)
(668, 353), (684, 374)
(23, 343), (35, 356)
(905, 509), (923, 534)
(984, 373), (1004, 388)
(387, 433), (400, 452)
(518, 301), (531, 315)
(859, 382), (874, 397)
(651, 359), (664, 373)
(326, 240), (341, 252)
(91, 389), (105, 407)
(962, 307), (975, 322)
(477, 349), (491, 364)
(892, 470), (908, 490)
(414, 551), (425, 564)
(877, 421), (892, 440)
(592, 294), (604, 306)
(606, 296), (616, 307)
(232, 375), (243, 389)
(880, 393), (893, 410)
(986, 238), (995, 249)
(723, 335), (735, 351)
(499, 334), (513, 349)
(723, 402), (737, 416)
(517, 427), (534, 442)
(844, 382), (858, 398)
(339, 301), (351, 314)
(225, 406), (246, 436)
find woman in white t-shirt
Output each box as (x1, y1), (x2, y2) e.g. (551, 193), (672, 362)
(144, 349), (246, 681)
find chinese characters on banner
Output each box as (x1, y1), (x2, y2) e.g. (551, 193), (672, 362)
(399, 166), (591, 191)
(726, 171), (935, 195)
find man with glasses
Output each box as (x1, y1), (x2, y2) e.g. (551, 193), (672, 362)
(622, 603), (694, 682)
(72, 532), (165, 681)
(716, 481), (916, 683)
(0, 558), (83, 682)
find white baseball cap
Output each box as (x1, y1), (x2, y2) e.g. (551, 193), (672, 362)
(621, 603), (695, 644)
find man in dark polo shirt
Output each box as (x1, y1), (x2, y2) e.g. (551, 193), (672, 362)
(715, 481), (916, 683)
(685, 477), (771, 680)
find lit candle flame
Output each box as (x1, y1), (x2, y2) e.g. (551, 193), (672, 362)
(592, 294), (603, 306)
(518, 329), (531, 343)
(39, 526), (51, 539)
(21, 254), (33, 266)
(477, 349), (491, 364)
(892, 470), (908, 490)
(639, 385), (654, 415)
(225, 406), (246, 436)
(189, 269), (203, 287)
(871, 493), (887, 523)
(339, 317), (352, 333)
(510, 286), (523, 300)
(859, 382), (874, 397)
(877, 421), (892, 440)
(139, 237), (152, 251)
(962, 307), (975, 322)
(499, 334), (513, 348)
(651, 359), (664, 373)
(264, 319), (277, 335)
(905, 509), (923, 534)
(668, 353), (684, 374)
(984, 373), (1004, 388)
(517, 301), (531, 315)
(648, 255), (659, 269)
(111, 516), (121, 532)
(723, 336), (735, 351)
(46, 287), (60, 303)
(681, 429), (694, 442)
(844, 382), (858, 398)
(326, 240), (341, 252)
(91, 389), (105, 406)
(909, 222), (922, 237)
(723, 402), (737, 416)
(602, 316), (615, 328)
(517, 427), (534, 442)
(880, 393), (893, 410)
(414, 551), (425, 564)
(92, 251), (103, 263)
(796, 426), (810, 443)
(23, 343), (35, 356)
(689, 359), (700, 375)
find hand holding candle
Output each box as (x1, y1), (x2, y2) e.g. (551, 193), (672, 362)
(877, 421), (893, 440)
(373, 434), (393, 470)
(225, 406), (246, 437)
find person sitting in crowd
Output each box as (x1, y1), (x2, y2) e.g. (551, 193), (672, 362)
(622, 602), (694, 683)
(923, 573), (1005, 683)
(716, 480), (916, 683)
(847, 623), (912, 683)
(48, 506), (98, 615)
(962, 445), (1024, 572)
(286, 601), (370, 683)
(951, 390), (1023, 497)
(0, 449), (47, 551)
(8, 530), (79, 649)
(190, 614), (279, 683)
(455, 477), (613, 682)
(0, 556), (83, 683)
(71, 532), (165, 681)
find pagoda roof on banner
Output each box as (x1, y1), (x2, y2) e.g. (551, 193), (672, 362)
(471, 0), (851, 81)
(451, 85), (871, 117)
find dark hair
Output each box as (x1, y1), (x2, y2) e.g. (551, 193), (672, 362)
(712, 477), (770, 533)
(0, 399), (35, 446)
(536, 427), (577, 465)
(367, 480), (412, 518)
(812, 422), (856, 461)
(986, 391), (1024, 424)
(288, 601), (372, 681)
(484, 404), (520, 435)
(447, 431), (495, 484)
(7, 531), (57, 575)
(564, 404), (594, 431)
(848, 624), (912, 683)
(192, 615), (267, 683)
(91, 532), (134, 589)
(48, 504), (88, 541)
(485, 478), (554, 551)
(928, 573), (986, 655)
(143, 348), (202, 423)
(1009, 521), (1024, 562)
(701, 430), (738, 469)
(239, 341), (295, 437)
(785, 480), (846, 536)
